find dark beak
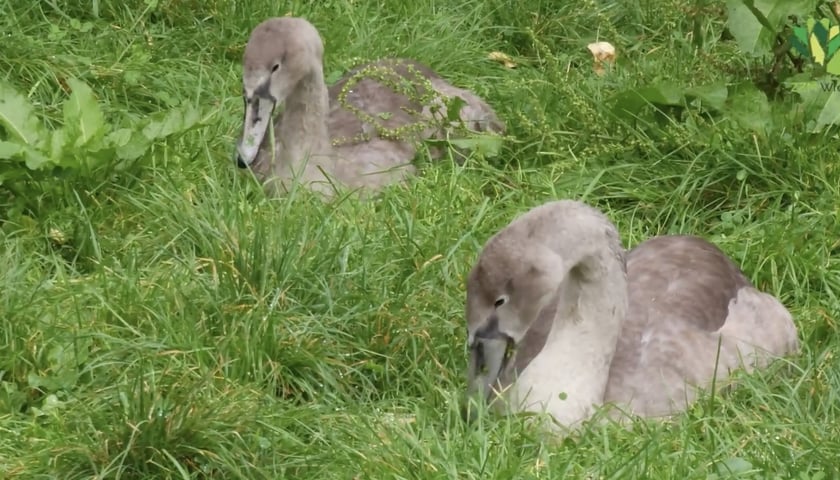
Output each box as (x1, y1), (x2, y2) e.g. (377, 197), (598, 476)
(462, 327), (515, 423)
(235, 94), (275, 168)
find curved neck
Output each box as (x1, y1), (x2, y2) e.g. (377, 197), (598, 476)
(512, 241), (628, 428)
(272, 67), (333, 177)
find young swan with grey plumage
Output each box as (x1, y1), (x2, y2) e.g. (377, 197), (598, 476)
(465, 200), (799, 431)
(235, 17), (505, 197)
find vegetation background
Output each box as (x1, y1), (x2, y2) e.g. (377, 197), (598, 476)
(1, 0), (838, 478)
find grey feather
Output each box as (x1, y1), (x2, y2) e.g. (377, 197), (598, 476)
(465, 200), (800, 428)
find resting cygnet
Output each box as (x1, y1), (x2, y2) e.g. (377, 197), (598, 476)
(464, 199), (799, 430)
(235, 17), (505, 197)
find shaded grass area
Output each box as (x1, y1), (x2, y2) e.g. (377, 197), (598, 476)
(1, 0), (839, 478)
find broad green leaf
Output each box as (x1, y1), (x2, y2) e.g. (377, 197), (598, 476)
(49, 128), (67, 164)
(23, 145), (52, 170)
(106, 127), (133, 148)
(685, 83), (729, 110)
(116, 138), (151, 160)
(0, 81), (45, 146)
(83, 145), (117, 170)
(3, 141), (53, 170)
(628, 85), (684, 105)
(142, 105), (202, 140)
(109, 128), (151, 160)
(183, 105), (203, 129)
(716, 457), (755, 476)
(726, 0), (777, 55)
(785, 80), (840, 131)
(813, 90), (840, 130)
(141, 111), (175, 140)
(726, 0), (818, 56)
(63, 78), (106, 148)
(787, 79), (828, 109)
(1, 137), (53, 169)
(445, 96), (467, 123)
(609, 83), (686, 119)
(325, 69), (344, 85)
(447, 134), (504, 158)
(0, 140), (22, 159)
(726, 83), (772, 132)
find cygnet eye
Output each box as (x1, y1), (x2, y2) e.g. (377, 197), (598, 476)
(494, 295), (508, 308)
(271, 63), (280, 72)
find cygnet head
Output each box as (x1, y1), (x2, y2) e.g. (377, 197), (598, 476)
(464, 235), (566, 404)
(235, 17), (325, 168)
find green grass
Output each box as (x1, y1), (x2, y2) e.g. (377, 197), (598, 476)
(2, 0), (839, 478)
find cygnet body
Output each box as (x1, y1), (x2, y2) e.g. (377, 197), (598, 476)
(465, 200), (799, 430)
(235, 17), (505, 197)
